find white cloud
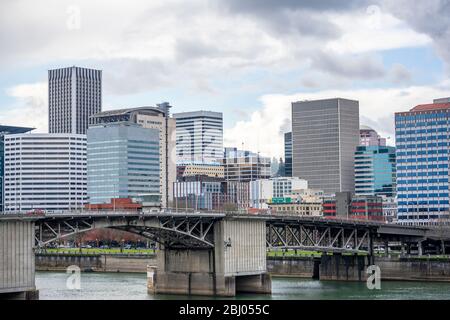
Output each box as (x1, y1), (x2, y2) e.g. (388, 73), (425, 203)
(225, 81), (450, 159)
(3, 82), (48, 132)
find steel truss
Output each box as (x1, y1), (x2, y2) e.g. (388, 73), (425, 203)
(35, 214), (218, 249)
(266, 222), (374, 254)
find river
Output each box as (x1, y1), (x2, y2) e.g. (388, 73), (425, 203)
(35, 271), (450, 300)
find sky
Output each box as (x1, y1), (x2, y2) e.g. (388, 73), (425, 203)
(1, 0), (450, 159)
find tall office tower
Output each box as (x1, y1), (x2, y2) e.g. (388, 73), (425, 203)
(360, 125), (387, 147)
(49, 66), (102, 134)
(0, 125), (34, 212)
(220, 148), (271, 182)
(90, 104), (176, 208)
(354, 145), (396, 197)
(292, 98), (360, 195)
(173, 111), (223, 163)
(87, 123), (160, 204)
(395, 98), (450, 226)
(3, 134), (87, 212)
(284, 132), (292, 177)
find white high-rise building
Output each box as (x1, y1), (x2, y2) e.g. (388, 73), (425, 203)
(49, 66), (102, 134)
(3, 134), (87, 212)
(173, 111), (223, 163)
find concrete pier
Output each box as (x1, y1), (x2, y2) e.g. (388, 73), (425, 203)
(319, 254), (368, 281)
(0, 218), (39, 300)
(148, 219), (271, 296)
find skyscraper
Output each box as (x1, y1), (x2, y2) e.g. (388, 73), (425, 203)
(284, 132), (292, 177)
(0, 125), (34, 212)
(49, 66), (102, 134)
(87, 123), (160, 204)
(4, 134), (87, 212)
(354, 145), (396, 197)
(292, 98), (360, 195)
(173, 111), (223, 163)
(90, 104), (176, 208)
(395, 98), (450, 225)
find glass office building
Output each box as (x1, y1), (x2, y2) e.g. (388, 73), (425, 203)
(87, 122), (160, 204)
(395, 99), (450, 225)
(354, 145), (396, 197)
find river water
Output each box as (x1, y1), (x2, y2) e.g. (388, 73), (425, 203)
(35, 271), (450, 300)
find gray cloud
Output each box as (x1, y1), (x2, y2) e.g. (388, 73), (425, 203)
(215, 0), (361, 39)
(383, 0), (450, 70)
(390, 64), (412, 85)
(101, 58), (172, 95)
(311, 51), (386, 79)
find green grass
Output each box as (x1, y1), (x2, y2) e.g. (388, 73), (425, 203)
(42, 248), (156, 255)
(267, 250), (322, 258)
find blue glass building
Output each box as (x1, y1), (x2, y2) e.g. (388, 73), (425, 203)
(395, 100), (450, 225)
(355, 146), (396, 198)
(87, 122), (160, 204)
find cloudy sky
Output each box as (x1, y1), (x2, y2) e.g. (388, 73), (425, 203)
(1, 0), (450, 158)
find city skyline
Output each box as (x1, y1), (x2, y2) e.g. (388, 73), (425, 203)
(1, 1), (450, 158)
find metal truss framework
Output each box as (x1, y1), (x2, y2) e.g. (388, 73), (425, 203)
(266, 221), (375, 254)
(35, 214), (220, 249)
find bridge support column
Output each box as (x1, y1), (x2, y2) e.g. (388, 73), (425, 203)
(319, 254), (368, 282)
(147, 218), (270, 297)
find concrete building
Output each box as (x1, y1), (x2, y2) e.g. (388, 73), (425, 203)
(284, 132), (292, 177)
(221, 148), (271, 182)
(90, 104), (175, 208)
(268, 202), (322, 216)
(173, 111), (223, 163)
(354, 145), (396, 197)
(0, 125), (34, 212)
(177, 161), (224, 179)
(49, 66), (102, 134)
(87, 122), (160, 205)
(291, 98), (360, 194)
(249, 177), (308, 209)
(3, 133), (87, 212)
(395, 98), (450, 225)
(360, 125), (386, 147)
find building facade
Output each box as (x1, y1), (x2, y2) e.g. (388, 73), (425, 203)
(0, 125), (34, 212)
(4, 134), (87, 212)
(354, 145), (396, 197)
(292, 98), (360, 194)
(268, 202), (322, 217)
(360, 125), (386, 147)
(87, 123), (160, 205)
(249, 177), (308, 209)
(395, 99), (450, 225)
(177, 161), (224, 179)
(284, 132), (292, 177)
(221, 148), (271, 182)
(90, 104), (175, 208)
(49, 66), (102, 134)
(173, 111), (223, 163)
(323, 192), (384, 221)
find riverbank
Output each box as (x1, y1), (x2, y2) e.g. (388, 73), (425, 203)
(35, 253), (450, 282)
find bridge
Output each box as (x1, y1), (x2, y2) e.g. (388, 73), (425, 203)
(2, 211), (450, 298)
